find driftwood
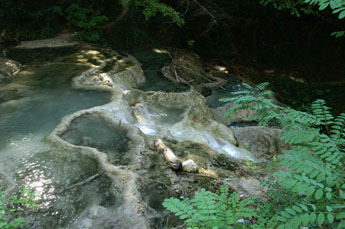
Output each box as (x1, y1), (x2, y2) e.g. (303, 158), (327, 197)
(67, 172), (102, 191)
(154, 139), (182, 170)
(161, 51), (227, 92)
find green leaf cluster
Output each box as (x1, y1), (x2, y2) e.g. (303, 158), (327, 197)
(164, 82), (345, 228)
(306, 0), (345, 19)
(66, 4), (108, 30)
(259, 0), (316, 16)
(136, 0), (185, 26)
(260, 0), (345, 36)
(221, 82), (345, 228)
(219, 82), (282, 126)
(0, 0), (63, 41)
(0, 186), (38, 229)
(163, 185), (257, 228)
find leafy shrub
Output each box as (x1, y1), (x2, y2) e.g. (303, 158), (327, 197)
(65, 3), (108, 43)
(163, 185), (257, 228)
(222, 83), (345, 228)
(164, 82), (345, 228)
(0, 186), (38, 228)
(0, 0), (63, 41)
(66, 4), (108, 30)
(136, 0), (185, 26)
(219, 82), (282, 126)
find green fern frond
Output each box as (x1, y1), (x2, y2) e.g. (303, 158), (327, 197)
(331, 112), (345, 145)
(163, 185), (258, 228)
(280, 128), (318, 144)
(167, 83), (345, 228)
(255, 82), (270, 90)
(312, 99), (334, 127)
(162, 198), (195, 219)
(220, 82), (283, 127)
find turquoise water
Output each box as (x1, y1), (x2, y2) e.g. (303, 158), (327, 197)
(0, 50), (112, 227)
(60, 114), (130, 165)
(0, 89), (110, 145)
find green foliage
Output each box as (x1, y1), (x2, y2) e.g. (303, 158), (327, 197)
(66, 4), (108, 30)
(254, 177), (303, 228)
(306, 0), (345, 19)
(221, 82), (345, 228)
(163, 185), (257, 228)
(219, 82), (282, 126)
(65, 3), (108, 43)
(331, 30), (345, 37)
(187, 40), (196, 48)
(306, 0), (345, 37)
(136, 0), (185, 26)
(0, 0), (63, 41)
(259, 0), (316, 16)
(260, 0), (345, 36)
(260, 0), (345, 18)
(0, 186), (38, 228)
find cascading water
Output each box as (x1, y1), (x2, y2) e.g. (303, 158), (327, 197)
(0, 44), (265, 228)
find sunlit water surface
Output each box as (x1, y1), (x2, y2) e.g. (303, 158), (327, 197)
(0, 56), (111, 227)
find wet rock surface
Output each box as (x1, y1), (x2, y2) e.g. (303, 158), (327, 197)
(0, 40), (282, 228)
(0, 57), (21, 83)
(211, 102), (257, 126)
(232, 126), (288, 160)
(16, 34), (79, 49)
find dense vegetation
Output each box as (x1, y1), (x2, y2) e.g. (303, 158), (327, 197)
(165, 83), (345, 228)
(1, 0), (344, 111)
(0, 186), (38, 228)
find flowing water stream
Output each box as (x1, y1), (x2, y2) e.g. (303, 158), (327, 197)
(0, 45), (261, 228)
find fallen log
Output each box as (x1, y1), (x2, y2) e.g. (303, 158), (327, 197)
(154, 139), (182, 170)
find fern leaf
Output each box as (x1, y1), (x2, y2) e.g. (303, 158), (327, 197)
(312, 99), (334, 126)
(331, 113), (345, 145)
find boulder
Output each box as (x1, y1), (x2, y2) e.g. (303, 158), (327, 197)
(231, 126), (288, 160)
(211, 102), (257, 126)
(225, 176), (267, 198)
(0, 57), (20, 83)
(182, 159), (197, 172)
(73, 54), (145, 91)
